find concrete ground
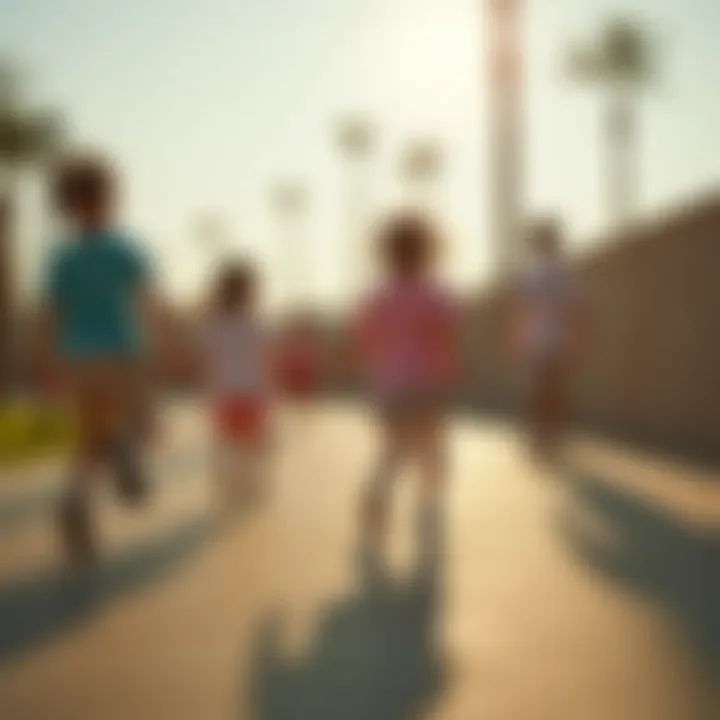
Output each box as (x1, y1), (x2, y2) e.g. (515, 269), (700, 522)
(0, 403), (717, 719)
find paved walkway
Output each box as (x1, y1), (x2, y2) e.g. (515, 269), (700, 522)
(0, 403), (717, 719)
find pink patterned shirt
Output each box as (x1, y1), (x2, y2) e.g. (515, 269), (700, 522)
(356, 278), (459, 398)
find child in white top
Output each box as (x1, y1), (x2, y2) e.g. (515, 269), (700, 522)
(196, 261), (273, 503)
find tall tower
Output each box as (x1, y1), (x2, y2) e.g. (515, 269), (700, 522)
(486, 0), (524, 278)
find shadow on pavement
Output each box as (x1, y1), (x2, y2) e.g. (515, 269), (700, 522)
(0, 448), (204, 534)
(0, 483), (60, 532)
(0, 514), (216, 665)
(246, 546), (448, 720)
(562, 473), (720, 679)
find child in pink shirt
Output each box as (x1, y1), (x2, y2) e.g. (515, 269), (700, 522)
(354, 212), (459, 566)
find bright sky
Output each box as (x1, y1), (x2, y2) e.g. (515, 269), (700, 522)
(2, 0), (719, 304)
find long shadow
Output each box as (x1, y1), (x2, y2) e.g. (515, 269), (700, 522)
(246, 547), (448, 720)
(561, 473), (720, 678)
(0, 483), (61, 531)
(0, 513), (217, 665)
(0, 447), (204, 534)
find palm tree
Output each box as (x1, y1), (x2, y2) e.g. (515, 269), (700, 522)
(336, 119), (375, 160)
(0, 61), (62, 181)
(334, 117), (376, 299)
(271, 180), (308, 307)
(567, 18), (654, 228)
(0, 60), (62, 393)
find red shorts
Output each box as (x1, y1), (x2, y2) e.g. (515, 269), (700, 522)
(213, 397), (267, 442)
(281, 359), (318, 397)
(284, 373), (315, 397)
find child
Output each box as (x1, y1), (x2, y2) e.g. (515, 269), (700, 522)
(509, 218), (587, 459)
(36, 152), (159, 565)
(196, 261), (273, 505)
(353, 212), (458, 566)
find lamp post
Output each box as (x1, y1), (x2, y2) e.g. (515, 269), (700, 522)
(335, 117), (376, 300)
(271, 181), (308, 309)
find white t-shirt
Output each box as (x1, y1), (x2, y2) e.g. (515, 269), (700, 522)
(517, 258), (579, 358)
(198, 312), (271, 399)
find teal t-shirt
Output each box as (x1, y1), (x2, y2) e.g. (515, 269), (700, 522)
(43, 230), (150, 360)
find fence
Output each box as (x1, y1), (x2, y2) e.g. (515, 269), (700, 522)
(464, 192), (720, 461)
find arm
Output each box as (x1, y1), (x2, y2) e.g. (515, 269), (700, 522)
(141, 290), (205, 387)
(503, 295), (524, 362)
(336, 306), (370, 386)
(259, 323), (279, 395)
(446, 298), (463, 387)
(430, 292), (462, 388)
(568, 286), (593, 366)
(125, 242), (184, 382)
(138, 286), (170, 355)
(30, 304), (59, 395)
(31, 250), (62, 396)
(501, 271), (529, 363)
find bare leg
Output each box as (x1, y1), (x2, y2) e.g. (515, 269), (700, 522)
(59, 375), (110, 566)
(414, 413), (447, 571)
(111, 363), (150, 504)
(213, 438), (237, 510)
(243, 441), (270, 502)
(360, 418), (405, 541)
(535, 358), (568, 460)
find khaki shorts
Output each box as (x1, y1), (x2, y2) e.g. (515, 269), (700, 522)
(64, 360), (142, 453)
(376, 389), (450, 423)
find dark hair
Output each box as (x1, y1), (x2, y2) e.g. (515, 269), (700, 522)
(527, 217), (563, 257)
(214, 261), (257, 313)
(378, 211), (438, 276)
(52, 152), (117, 217)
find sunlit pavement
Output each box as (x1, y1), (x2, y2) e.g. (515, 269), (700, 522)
(0, 403), (717, 720)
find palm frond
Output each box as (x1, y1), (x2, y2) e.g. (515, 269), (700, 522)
(400, 139), (443, 181)
(602, 19), (654, 84)
(336, 119), (375, 156)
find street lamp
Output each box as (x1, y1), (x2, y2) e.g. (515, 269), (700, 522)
(270, 180), (309, 309)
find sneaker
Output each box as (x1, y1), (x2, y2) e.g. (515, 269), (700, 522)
(59, 492), (96, 567)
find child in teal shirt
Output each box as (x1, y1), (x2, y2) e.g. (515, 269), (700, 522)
(39, 153), (158, 565)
